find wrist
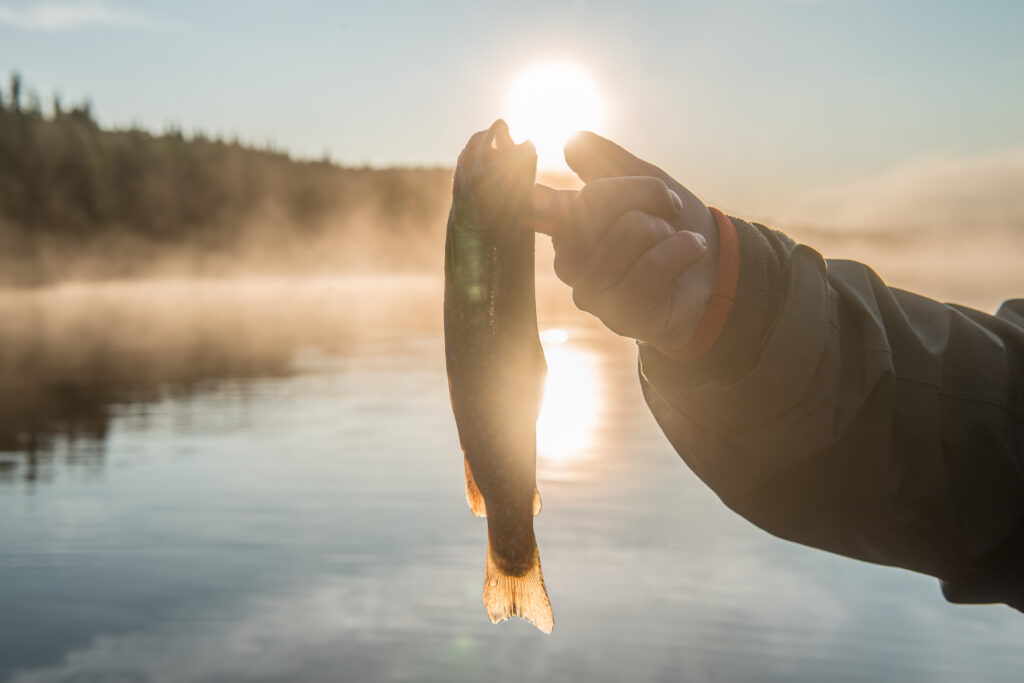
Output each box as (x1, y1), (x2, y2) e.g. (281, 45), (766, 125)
(656, 207), (739, 360)
(639, 213), (791, 389)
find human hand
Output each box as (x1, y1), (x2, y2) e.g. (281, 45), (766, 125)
(533, 132), (720, 353)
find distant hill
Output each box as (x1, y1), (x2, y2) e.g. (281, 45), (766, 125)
(0, 74), (453, 286)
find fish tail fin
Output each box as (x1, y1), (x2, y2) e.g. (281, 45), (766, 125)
(484, 538), (554, 634)
(464, 458), (487, 517)
(532, 486), (542, 516)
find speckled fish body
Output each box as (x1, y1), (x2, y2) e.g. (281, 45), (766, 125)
(443, 120), (553, 633)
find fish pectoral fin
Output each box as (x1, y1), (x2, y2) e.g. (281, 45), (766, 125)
(483, 538), (554, 634)
(532, 486), (542, 516)
(464, 458), (487, 518)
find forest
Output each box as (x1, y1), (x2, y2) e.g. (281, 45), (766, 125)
(0, 73), (454, 285)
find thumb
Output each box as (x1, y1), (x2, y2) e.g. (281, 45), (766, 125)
(563, 131), (669, 183)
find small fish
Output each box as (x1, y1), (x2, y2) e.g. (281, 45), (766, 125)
(443, 120), (553, 633)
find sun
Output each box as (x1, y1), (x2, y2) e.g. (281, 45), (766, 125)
(504, 61), (607, 169)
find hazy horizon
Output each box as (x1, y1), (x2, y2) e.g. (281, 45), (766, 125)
(2, 1), (1023, 211)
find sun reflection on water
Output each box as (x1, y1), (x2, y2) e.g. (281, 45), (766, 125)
(536, 328), (600, 463)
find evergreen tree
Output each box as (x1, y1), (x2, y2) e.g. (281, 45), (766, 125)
(26, 89), (42, 115)
(0, 72), (453, 285)
(10, 72), (22, 112)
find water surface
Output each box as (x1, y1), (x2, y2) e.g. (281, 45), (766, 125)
(1, 277), (1022, 682)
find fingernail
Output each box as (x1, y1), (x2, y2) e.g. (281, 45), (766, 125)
(693, 232), (707, 249)
(669, 191), (683, 214)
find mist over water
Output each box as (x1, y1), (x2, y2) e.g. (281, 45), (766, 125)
(3, 14), (1024, 680)
(0, 110), (1022, 676)
(1, 275), (1023, 682)
(0, 276), (441, 481)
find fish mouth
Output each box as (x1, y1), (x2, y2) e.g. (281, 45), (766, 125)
(454, 119), (538, 228)
(482, 119), (535, 159)
(457, 119), (536, 180)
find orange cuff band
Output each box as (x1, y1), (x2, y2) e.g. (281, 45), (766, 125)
(657, 207), (740, 361)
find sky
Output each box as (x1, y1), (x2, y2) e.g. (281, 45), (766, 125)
(2, 0), (1023, 215)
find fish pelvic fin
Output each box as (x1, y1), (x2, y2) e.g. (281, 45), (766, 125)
(464, 460), (541, 518)
(484, 538), (554, 634)
(464, 459), (487, 517)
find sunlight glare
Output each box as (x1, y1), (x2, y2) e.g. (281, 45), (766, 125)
(540, 327), (569, 344)
(505, 62), (607, 169)
(536, 331), (600, 462)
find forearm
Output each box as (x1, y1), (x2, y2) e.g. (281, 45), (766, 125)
(640, 216), (1024, 609)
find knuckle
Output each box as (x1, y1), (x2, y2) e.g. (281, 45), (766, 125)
(615, 209), (650, 230)
(576, 179), (602, 203)
(632, 218), (662, 248)
(604, 286), (633, 315)
(640, 231), (699, 275)
(603, 315), (635, 339)
(553, 253), (576, 285)
(575, 181), (607, 217)
(638, 177), (672, 212)
(610, 288), (662, 335)
(603, 214), (642, 256)
(678, 230), (707, 254)
(639, 175), (669, 196)
(639, 245), (672, 274)
(569, 197), (596, 242)
(623, 217), (652, 246)
(612, 211), (673, 247)
(572, 286), (596, 313)
(551, 232), (568, 251)
(649, 217), (677, 245)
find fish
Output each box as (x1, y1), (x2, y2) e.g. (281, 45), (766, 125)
(443, 119), (553, 633)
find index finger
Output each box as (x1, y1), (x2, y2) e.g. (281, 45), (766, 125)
(532, 184), (577, 236)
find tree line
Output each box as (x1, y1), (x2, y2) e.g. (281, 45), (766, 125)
(0, 73), (454, 285)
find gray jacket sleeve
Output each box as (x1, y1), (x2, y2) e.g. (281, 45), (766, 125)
(638, 216), (1024, 611)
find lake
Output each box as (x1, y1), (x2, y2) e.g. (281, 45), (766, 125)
(1, 275), (1022, 682)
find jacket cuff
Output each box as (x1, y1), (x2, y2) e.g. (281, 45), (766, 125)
(657, 207), (740, 360)
(640, 246), (836, 497)
(639, 213), (791, 388)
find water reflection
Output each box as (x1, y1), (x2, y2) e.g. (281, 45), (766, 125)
(536, 328), (600, 464)
(0, 277), (440, 485)
(2, 277), (1024, 683)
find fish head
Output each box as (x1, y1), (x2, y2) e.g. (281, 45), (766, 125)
(453, 120), (537, 232)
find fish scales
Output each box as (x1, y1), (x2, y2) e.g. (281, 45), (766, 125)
(443, 120), (553, 633)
